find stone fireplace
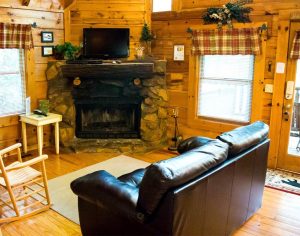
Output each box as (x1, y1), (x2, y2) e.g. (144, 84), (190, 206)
(46, 60), (168, 153)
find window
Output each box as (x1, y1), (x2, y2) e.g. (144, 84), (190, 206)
(198, 55), (254, 122)
(152, 0), (172, 12)
(0, 49), (26, 117)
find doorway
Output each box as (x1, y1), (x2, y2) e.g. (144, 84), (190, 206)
(278, 22), (300, 173)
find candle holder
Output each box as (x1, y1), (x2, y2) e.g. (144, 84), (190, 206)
(168, 107), (181, 151)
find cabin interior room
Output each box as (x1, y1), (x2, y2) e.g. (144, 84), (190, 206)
(1, 0), (300, 235)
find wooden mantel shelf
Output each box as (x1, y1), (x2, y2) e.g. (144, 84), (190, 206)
(60, 62), (154, 79)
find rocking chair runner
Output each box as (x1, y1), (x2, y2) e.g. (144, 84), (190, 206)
(0, 143), (51, 223)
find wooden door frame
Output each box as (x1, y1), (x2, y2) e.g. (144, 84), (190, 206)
(268, 10), (300, 169)
(187, 22), (267, 134)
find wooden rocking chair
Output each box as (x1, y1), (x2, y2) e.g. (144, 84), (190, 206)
(0, 143), (50, 223)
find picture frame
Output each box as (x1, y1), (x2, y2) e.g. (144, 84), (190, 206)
(41, 31), (54, 43)
(173, 45), (185, 61)
(41, 46), (54, 57)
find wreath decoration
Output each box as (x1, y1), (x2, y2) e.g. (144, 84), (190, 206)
(203, 0), (253, 29)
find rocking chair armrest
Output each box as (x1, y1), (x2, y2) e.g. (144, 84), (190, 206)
(0, 143), (22, 157)
(5, 155), (48, 172)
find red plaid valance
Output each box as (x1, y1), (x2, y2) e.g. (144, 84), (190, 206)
(290, 31), (300, 59)
(191, 28), (261, 55)
(0, 23), (34, 49)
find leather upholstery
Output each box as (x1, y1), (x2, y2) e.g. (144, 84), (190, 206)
(71, 121), (270, 236)
(118, 168), (146, 187)
(137, 140), (229, 215)
(71, 170), (139, 219)
(177, 136), (213, 154)
(217, 121), (269, 156)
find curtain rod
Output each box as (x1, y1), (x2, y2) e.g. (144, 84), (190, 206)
(186, 23), (268, 34)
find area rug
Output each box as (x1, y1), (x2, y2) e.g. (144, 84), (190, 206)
(48, 155), (149, 224)
(265, 168), (300, 196)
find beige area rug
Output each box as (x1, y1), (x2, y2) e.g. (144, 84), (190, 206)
(48, 155), (149, 224)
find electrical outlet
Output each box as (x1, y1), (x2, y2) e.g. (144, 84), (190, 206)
(264, 84), (273, 94)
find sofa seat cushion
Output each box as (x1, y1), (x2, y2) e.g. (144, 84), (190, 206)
(118, 168), (146, 188)
(137, 140), (229, 216)
(217, 121), (269, 156)
(177, 136), (214, 154)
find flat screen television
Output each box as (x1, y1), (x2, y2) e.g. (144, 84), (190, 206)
(83, 28), (130, 59)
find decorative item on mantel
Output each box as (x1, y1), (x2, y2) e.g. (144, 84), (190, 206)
(53, 42), (82, 60)
(202, 0), (253, 29)
(168, 107), (182, 151)
(135, 45), (145, 59)
(140, 23), (155, 56)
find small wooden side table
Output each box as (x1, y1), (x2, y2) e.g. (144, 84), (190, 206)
(20, 113), (62, 155)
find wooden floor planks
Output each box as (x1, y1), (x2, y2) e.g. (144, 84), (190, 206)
(1, 148), (300, 236)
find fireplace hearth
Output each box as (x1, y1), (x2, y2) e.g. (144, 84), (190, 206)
(46, 60), (168, 153)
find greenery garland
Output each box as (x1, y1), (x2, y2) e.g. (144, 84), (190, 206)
(203, 0), (253, 28)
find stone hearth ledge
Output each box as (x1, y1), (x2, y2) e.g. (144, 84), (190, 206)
(46, 60), (168, 153)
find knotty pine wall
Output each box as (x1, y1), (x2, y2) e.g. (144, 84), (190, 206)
(66, 0), (151, 59)
(152, 0), (300, 139)
(0, 0), (151, 151)
(0, 0), (64, 150)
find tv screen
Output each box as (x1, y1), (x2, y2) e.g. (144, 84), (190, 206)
(83, 28), (130, 59)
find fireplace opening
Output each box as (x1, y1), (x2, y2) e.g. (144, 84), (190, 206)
(75, 98), (141, 139)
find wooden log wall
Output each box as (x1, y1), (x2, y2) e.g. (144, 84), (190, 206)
(67, 0), (151, 59)
(0, 0), (64, 151)
(152, 0), (300, 139)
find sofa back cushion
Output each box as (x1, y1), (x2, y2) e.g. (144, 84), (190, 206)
(137, 140), (229, 216)
(217, 121), (269, 156)
(177, 136), (214, 154)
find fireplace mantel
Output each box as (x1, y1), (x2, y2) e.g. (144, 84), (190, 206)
(60, 62), (154, 79)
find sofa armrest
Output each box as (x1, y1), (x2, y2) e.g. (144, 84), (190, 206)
(71, 170), (139, 219)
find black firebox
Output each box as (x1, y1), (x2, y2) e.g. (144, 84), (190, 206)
(75, 98), (141, 139)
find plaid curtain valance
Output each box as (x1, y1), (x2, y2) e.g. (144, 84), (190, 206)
(0, 23), (34, 49)
(290, 31), (300, 59)
(191, 28), (261, 55)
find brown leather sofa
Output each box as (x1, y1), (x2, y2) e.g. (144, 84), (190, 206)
(71, 121), (270, 236)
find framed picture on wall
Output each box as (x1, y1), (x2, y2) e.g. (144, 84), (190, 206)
(41, 46), (54, 57)
(41, 31), (54, 43)
(173, 45), (185, 61)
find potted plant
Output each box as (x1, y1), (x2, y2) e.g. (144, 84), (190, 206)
(140, 23), (154, 55)
(54, 42), (81, 60)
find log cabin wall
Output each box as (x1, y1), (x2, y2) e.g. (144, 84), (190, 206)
(66, 0), (151, 59)
(0, 0), (64, 150)
(151, 0), (300, 140)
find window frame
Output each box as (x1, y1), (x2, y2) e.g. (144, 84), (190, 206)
(187, 22), (267, 133)
(151, 0), (183, 12)
(152, 0), (172, 12)
(0, 49), (26, 117)
(197, 54), (255, 123)
(0, 49), (29, 127)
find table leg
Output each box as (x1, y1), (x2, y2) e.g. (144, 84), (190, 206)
(21, 122), (27, 154)
(55, 122), (59, 154)
(37, 126), (43, 156)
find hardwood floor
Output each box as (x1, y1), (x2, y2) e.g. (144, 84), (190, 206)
(1, 147), (300, 236)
